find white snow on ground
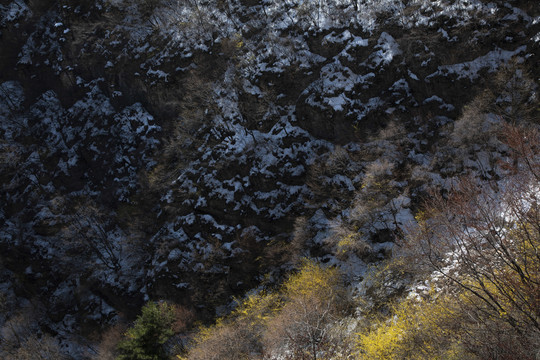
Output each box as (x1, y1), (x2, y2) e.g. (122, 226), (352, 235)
(370, 32), (402, 67)
(0, 0), (31, 23)
(427, 46), (527, 81)
(403, 0), (493, 28)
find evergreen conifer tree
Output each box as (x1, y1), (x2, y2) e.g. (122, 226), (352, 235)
(117, 302), (175, 360)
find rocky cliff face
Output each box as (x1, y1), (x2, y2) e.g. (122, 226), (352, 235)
(0, 0), (538, 356)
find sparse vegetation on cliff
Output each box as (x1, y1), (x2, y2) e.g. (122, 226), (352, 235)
(0, 0), (538, 358)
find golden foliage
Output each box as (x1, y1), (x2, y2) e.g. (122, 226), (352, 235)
(186, 290), (280, 360)
(357, 123), (540, 360)
(183, 260), (350, 360)
(356, 295), (472, 360)
(283, 260), (342, 300)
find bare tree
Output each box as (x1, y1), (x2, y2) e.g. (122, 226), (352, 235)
(0, 303), (67, 360)
(61, 200), (123, 273)
(406, 124), (540, 357)
(263, 262), (348, 360)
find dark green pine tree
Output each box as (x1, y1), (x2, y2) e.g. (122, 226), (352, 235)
(117, 301), (175, 360)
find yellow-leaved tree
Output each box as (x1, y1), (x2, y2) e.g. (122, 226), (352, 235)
(185, 290), (280, 360)
(358, 124), (540, 360)
(182, 260), (350, 360)
(263, 260), (349, 360)
(356, 293), (474, 360)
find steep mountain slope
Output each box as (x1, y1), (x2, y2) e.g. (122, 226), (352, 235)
(0, 0), (539, 357)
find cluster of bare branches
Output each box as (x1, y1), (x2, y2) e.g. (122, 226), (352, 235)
(404, 124), (540, 357)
